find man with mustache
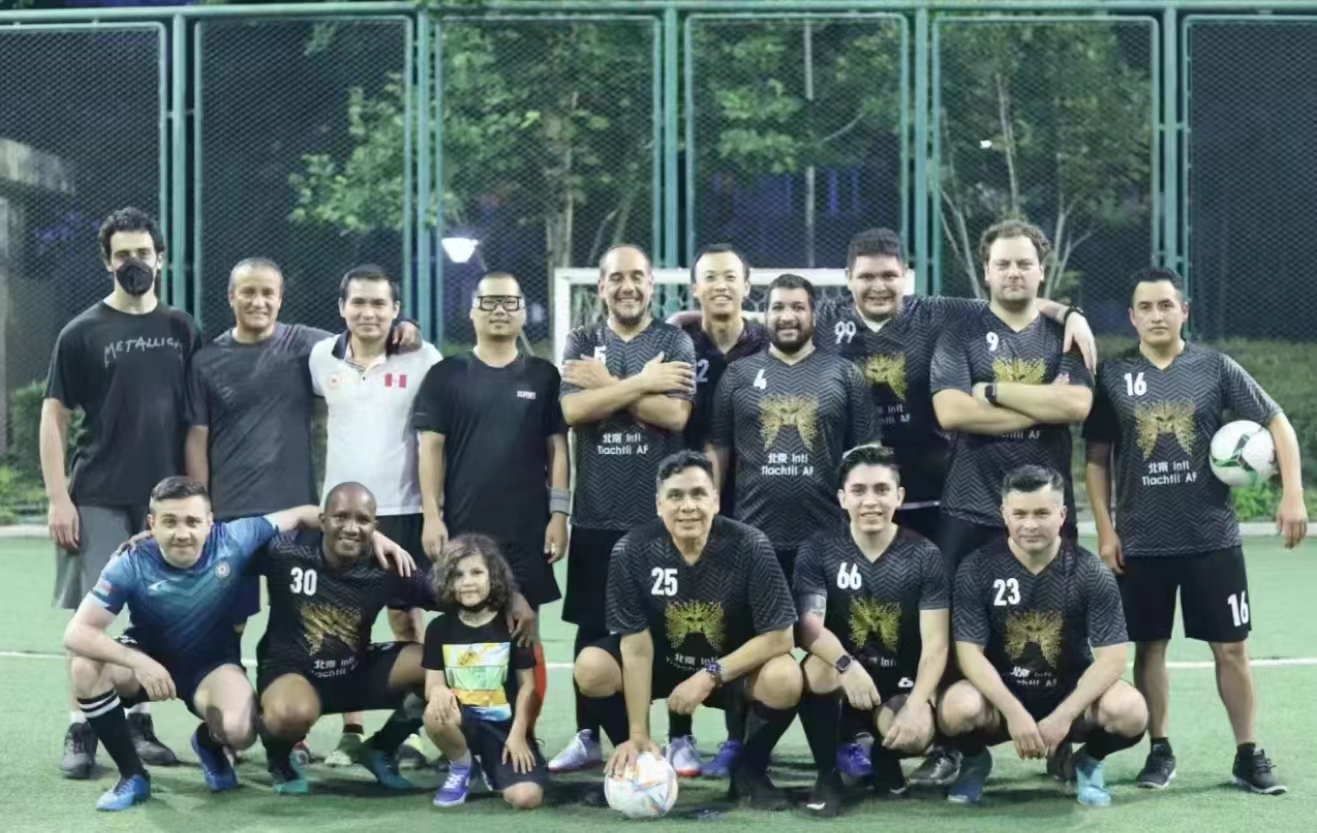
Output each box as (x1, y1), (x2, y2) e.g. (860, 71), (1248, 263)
(42, 207), (200, 778)
(548, 244), (697, 774)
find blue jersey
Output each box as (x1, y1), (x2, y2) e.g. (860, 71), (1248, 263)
(90, 517), (279, 666)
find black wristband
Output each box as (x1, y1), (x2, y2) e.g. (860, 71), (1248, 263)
(1062, 305), (1084, 325)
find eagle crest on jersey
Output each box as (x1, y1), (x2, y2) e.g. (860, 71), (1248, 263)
(759, 395), (819, 451)
(302, 603), (361, 654)
(863, 353), (907, 401)
(992, 356), (1047, 385)
(1005, 609), (1063, 668)
(1134, 400), (1197, 460)
(849, 598), (901, 652)
(665, 600), (726, 652)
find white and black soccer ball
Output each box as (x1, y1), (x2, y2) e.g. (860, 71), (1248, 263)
(604, 752), (679, 819)
(1210, 419), (1277, 488)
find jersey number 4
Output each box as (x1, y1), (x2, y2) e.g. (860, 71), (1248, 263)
(651, 567), (678, 597)
(836, 563), (863, 590)
(992, 578), (1020, 606)
(290, 567), (318, 596)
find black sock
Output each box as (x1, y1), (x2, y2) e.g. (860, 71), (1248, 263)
(573, 628), (601, 735)
(1237, 742), (1256, 759)
(592, 694), (629, 748)
(669, 711), (693, 740)
(799, 692), (842, 773)
(841, 705), (872, 743)
(259, 719), (296, 771)
(1151, 736), (1172, 756)
(954, 731), (987, 759)
(195, 721), (223, 753)
(741, 701), (797, 772)
(79, 692), (144, 779)
(369, 708), (423, 753)
(1084, 728), (1144, 761)
(342, 723), (364, 736)
(724, 693), (747, 741)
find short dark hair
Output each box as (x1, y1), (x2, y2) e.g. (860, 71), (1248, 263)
(149, 476), (209, 506)
(599, 243), (652, 276)
(1128, 266), (1185, 302)
(767, 273), (816, 311)
(477, 271), (522, 294)
(978, 219), (1052, 267)
(229, 257), (284, 291)
(433, 534), (518, 615)
(1001, 465), (1065, 498)
(690, 243), (750, 284)
(339, 264), (400, 303)
(846, 228), (906, 273)
(838, 444), (901, 488)
(324, 481), (378, 513)
(655, 449), (715, 491)
(98, 207), (164, 262)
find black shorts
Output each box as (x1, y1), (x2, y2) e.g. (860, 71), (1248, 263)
(774, 547), (797, 583)
(1119, 547), (1250, 643)
(499, 537), (562, 609)
(377, 513), (430, 572)
(458, 707), (550, 790)
(938, 514), (1003, 574)
(117, 635), (242, 718)
(802, 655), (916, 705)
(257, 642), (411, 715)
(894, 504), (941, 544)
(593, 634), (744, 709)
(981, 679), (1088, 746)
(563, 527), (627, 631)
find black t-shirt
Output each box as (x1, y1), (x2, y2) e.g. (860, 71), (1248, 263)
(413, 352), (565, 546)
(186, 323), (330, 518)
(930, 309), (1093, 528)
(793, 526), (948, 686)
(815, 296), (982, 504)
(953, 538), (1126, 704)
(708, 349), (875, 549)
(605, 516), (797, 677)
(681, 318), (770, 452)
(560, 320), (696, 531)
(422, 614), (535, 723)
(1084, 344), (1281, 557)
(45, 301), (201, 507)
(256, 530), (436, 680)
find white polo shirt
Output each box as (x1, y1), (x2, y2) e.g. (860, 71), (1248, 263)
(309, 333), (443, 516)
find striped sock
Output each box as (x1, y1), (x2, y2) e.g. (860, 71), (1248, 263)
(79, 691), (144, 778)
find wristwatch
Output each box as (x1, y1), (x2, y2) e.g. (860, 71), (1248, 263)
(703, 659), (724, 687)
(984, 383), (999, 405)
(834, 654), (854, 674)
(1062, 305), (1085, 325)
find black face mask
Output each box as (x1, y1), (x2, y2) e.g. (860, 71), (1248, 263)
(115, 258), (156, 296)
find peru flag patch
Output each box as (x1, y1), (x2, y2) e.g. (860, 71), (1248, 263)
(385, 373), (408, 388)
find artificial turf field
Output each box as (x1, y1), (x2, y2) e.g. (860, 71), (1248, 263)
(0, 536), (1312, 831)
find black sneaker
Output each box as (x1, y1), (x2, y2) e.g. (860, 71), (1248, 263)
(1232, 748), (1286, 795)
(729, 763), (789, 811)
(128, 713), (178, 766)
(1136, 749), (1177, 789)
(1048, 742), (1076, 784)
(61, 722), (98, 780)
(873, 750), (908, 797)
(803, 769), (845, 818)
(907, 745), (960, 787)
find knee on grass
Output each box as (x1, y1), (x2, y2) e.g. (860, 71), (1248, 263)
(503, 783), (543, 810)
(572, 648), (621, 698)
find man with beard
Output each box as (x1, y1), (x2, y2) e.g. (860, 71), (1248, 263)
(548, 244), (697, 773)
(42, 207), (200, 778)
(573, 451), (802, 809)
(707, 273), (875, 581)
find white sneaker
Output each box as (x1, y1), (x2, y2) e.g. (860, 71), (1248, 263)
(396, 733), (432, 770)
(325, 732), (363, 768)
(548, 729), (603, 773)
(664, 735), (703, 778)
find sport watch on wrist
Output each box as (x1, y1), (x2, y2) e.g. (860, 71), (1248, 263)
(834, 654), (854, 674)
(703, 659), (724, 686)
(985, 382), (999, 405)
(1062, 305), (1085, 325)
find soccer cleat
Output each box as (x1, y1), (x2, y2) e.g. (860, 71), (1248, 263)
(355, 746), (415, 791)
(325, 731), (363, 767)
(269, 756), (310, 795)
(95, 773), (151, 811)
(946, 749), (992, 805)
(1232, 748), (1287, 795)
(433, 759), (473, 807)
(872, 749), (908, 797)
(909, 745), (961, 787)
(292, 740), (314, 767)
(1048, 741), (1075, 783)
(1136, 748), (1177, 789)
(61, 722), (99, 780)
(1074, 750), (1111, 807)
(729, 763), (789, 811)
(548, 729), (603, 773)
(836, 741), (874, 784)
(803, 769), (846, 818)
(396, 732), (432, 770)
(701, 739), (743, 778)
(128, 713), (178, 766)
(191, 728), (239, 792)
(665, 735), (703, 778)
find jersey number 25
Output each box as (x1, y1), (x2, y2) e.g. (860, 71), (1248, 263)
(651, 567), (678, 597)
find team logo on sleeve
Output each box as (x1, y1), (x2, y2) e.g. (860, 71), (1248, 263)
(759, 396), (819, 451)
(849, 599), (901, 652)
(1005, 610), (1063, 668)
(863, 353), (907, 401)
(992, 357), (1047, 385)
(1134, 401), (1197, 459)
(664, 601), (726, 652)
(214, 561), (232, 581)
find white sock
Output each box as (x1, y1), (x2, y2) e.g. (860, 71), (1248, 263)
(127, 702), (150, 715)
(455, 750), (472, 768)
(70, 711), (87, 724)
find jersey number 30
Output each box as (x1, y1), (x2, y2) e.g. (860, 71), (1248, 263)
(290, 567), (318, 596)
(651, 567), (678, 596)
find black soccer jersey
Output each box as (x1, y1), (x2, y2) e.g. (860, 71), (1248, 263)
(1084, 344), (1281, 557)
(816, 296), (982, 504)
(793, 526), (948, 689)
(930, 309), (1093, 528)
(709, 349), (875, 549)
(953, 539), (1126, 704)
(682, 318), (770, 452)
(256, 530), (436, 681)
(560, 321), (696, 531)
(605, 517), (797, 677)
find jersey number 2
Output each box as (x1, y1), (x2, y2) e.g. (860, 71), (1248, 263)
(290, 567), (318, 596)
(651, 567), (677, 597)
(992, 578), (1020, 606)
(695, 359), (709, 385)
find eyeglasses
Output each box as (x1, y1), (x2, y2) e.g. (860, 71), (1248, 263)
(475, 295), (524, 312)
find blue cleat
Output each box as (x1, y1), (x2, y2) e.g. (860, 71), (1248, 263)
(192, 728), (239, 793)
(837, 741), (874, 784)
(433, 759), (473, 807)
(946, 749), (992, 805)
(96, 773), (151, 811)
(270, 755), (310, 795)
(1075, 749), (1111, 806)
(356, 745), (415, 790)
(701, 739), (742, 778)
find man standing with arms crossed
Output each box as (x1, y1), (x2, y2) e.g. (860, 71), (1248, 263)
(43, 207), (198, 778)
(547, 244), (697, 773)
